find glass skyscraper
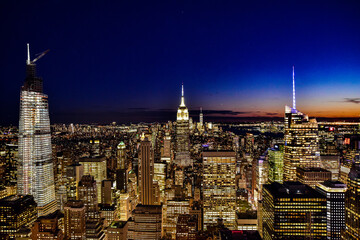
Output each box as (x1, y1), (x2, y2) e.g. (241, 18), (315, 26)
(17, 44), (56, 216)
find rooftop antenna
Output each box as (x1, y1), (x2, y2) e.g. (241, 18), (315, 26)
(26, 43), (30, 65)
(182, 82), (184, 97)
(292, 65), (296, 110)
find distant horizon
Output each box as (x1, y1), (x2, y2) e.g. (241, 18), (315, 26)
(2, 115), (360, 127)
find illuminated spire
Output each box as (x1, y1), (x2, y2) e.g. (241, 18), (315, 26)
(292, 65), (296, 110)
(180, 83), (185, 107)
(26, 43), (30, 65)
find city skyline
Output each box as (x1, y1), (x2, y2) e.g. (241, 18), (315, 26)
(1, 1), (360, 124)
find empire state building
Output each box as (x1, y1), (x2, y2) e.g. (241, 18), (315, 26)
(175, 84), (192, 167)
(17, 44), (56, 216)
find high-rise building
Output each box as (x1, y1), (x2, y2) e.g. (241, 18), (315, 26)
(77, 175), (105, 240)
(202, 151), (236, 230)
(176, 214), (198, 240)
(0, 195), (37, 238)
(79, 156), (107, 203)
(117, 142), (126, 170)
(64, 200), (86, 240)
(31, 210), (64, 240)
(283, 66), (320, 181)
(163, 199), (190, 239)
(199, 107), (203, 127)
(116, 142), (127, 192)
(3, 144), (18, 188)
(254, 157), (268, 206)
(316, 181), (346, 240)
(267, 146), (284, 183)
(65, 163), (84, 200)
(127, 204), (162, 240)
(17, 44), (56, 216)
(161, 133), (171, 163)
(262, 182), (327, 240)
(78, 175), (99, 219)
(101, 180), (113, 205)
(320, 155), (340, 180)
(175, 84), (191, 167)
(342, 164), (360, 239)
(138, 137), (154, 205)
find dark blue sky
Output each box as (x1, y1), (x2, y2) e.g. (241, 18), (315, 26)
(1, 0), (360, 124)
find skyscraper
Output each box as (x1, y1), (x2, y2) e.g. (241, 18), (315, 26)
(262, 182), (327, 240)
(199, 107), (203, 127)
(342, 164), (360, 239)
(64, 200), (86, 240)
(316, 181), (346, 240)
(138, 136), (154, 205)
(127, 205), (162, 240)
(283, 66), (320, 181)
(116, 142), (127, 192)
(17, 44), (56, 216)
(175, 84), (191, 167)
(202, 151), (236, 230)
(267, 146), (284, 183)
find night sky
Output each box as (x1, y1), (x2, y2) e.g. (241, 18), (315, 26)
(1, 1), (360, 124)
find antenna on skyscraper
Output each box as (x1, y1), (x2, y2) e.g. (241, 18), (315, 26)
(182, 82), (184, 97)
(27, 43), (30, 65)
(292, 65), (296, 110)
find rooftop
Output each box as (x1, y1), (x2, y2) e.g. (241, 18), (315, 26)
(264, 181), (325, 199)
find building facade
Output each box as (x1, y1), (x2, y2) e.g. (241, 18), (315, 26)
(17, 44), (56, 216)
(202, 151), (236, 230)
(138, 137), (154, 205)
(342, 164), (360, 239)
(262, 182), (327, 240)
(316, 181), (346, 240)
(175, 84), (191, 166)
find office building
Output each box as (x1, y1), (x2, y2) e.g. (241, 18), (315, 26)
(128, 204), (162, 240)
(0, 195), (37, 238)
(262, 182), (327, 239)
(78, 175), (105, 239)
(175, 84), (191, 167)
(176, 214), (197, 240)
(117, 142), (126, 170)
(283, 67), (320, 181)
(31, 210), (64, 240)
(79, 156), (107, 203)
(267, 146), (283, 183)
(163, 199), (190, 239)
(316, 181), (346, 240)
(138, 137), (154, 205)
(296, 167), (332, 188)
(101, 180), (113, 205)
(78, 175), (99, 219)
(17, 44), (56, 216)
(65, 163), (84, 200)
(202, 151), (236, 230)
(106, 221), (128, 240)
(342, 164), (360, 239)
(64, 200), (86, 240)
(320, 155), (340, 180)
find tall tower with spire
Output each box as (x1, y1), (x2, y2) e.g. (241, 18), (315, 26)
(283, 66), (320, 181)
(175, 83), (191, 167)
(17, 44), (56, 216)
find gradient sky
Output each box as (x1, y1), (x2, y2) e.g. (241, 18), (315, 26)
(1, 1), (360, 124)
